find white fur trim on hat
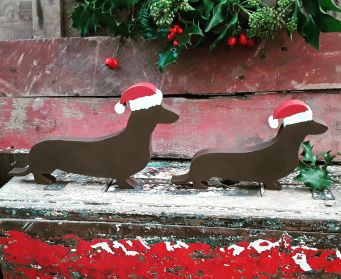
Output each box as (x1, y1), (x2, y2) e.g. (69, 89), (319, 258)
(268, 115), (279, 129)
(283, 107), (313, 127)
(129, 89), (163, 111)
(115, 102), (126, 114)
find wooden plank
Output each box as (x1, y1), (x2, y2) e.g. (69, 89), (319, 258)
(0, 162), (340, 228)
(31, 0), (63, 38)
(0, 93), (340, 158)
(0, 0), (32, 40)
(0, 34), (340, 97)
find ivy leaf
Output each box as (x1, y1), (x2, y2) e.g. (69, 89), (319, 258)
(295, 167), (333, 190)
(321, 151), (336, 170)
(157, 48), (179, 72)
(205, 1), (227, 32)
(299, 15), (320, 49)
(314, 14), (341, 32)
(300, 141), (317, 165)
(319, 0), (341, 12)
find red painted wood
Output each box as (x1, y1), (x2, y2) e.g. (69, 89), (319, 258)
(0, 93), (339, 158)
(0, 231), (340, 278)
(0, 34), (340, 97)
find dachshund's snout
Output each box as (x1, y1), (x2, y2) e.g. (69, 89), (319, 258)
(310, 120), (328, 135)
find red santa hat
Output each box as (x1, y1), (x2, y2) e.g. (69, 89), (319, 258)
(115, 82), (163, 114)
(268, 100), (313, 129)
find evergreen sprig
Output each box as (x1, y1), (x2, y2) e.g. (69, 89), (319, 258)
(71, 0), (341, 71)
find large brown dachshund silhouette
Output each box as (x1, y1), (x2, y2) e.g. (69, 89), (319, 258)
(9, 83), (179, 189)
(172, 100), (327, 190)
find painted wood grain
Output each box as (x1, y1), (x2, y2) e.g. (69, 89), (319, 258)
(0, 93), (340, 158)
(0, 0), (32, 40)
(0, 34), (340, 97)
(32, 0), (63, 38)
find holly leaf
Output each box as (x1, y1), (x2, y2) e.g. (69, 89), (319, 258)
(205, 1), (228, 32)
(319, 0), (341, 13)
(302, 0), (320, 15)
(299, 15), (320, 49)
(202, 0), (215, 19)
(300, 141), (317, 165)
(106, 0), (140, 9)
(314, 13), (341, 32)
(321, 150), (336, 170)
(295, 167), (333, 190)
(177, 22), (204, 46)
(72, 4), (92, 36)
(157, 48), (179, 72)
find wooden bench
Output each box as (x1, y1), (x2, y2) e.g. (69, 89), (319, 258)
(0, 162), (340, 277)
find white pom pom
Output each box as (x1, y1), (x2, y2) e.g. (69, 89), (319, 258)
(115, 102), (125, 114)
(268, 115), (279, 129)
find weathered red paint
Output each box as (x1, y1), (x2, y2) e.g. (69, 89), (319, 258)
(0, 231), (340, 278)
(0, 34), (340, 97)
(0, 93), (340, 158)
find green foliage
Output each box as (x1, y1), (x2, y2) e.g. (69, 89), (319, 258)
(71, 0), (341, 71)
(295, 141), (339, 191)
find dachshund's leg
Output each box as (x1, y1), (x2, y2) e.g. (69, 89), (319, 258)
(192, 180), (208, 189)
(117, 177), (137, 189)
(33, 173), (55, 184)
(265, 181), (282, 190)
(220, 179), (239, 185)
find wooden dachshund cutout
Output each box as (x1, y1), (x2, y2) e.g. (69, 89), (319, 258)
(172, 100), (328, 190)
(9, 83), (179, 190)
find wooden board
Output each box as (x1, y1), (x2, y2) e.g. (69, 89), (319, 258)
(0, 0), (33, 40)
(0, 34), (340, 97)
(0, 93), (340, 158)
(0, 161), (340, 277)
(31, 0), (63, 38)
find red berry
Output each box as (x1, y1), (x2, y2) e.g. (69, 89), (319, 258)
(177, 28), (183, 34)
(173, 40), (179, 46)
(227, 36), (237, 47)
(239, 33), (248, 45)
(174, 25), (180, 30)
(247, 38), (255, 47)
(170, 28), (177, 34)
(105, 57), (119, 70)
(167, 34), (173, 41)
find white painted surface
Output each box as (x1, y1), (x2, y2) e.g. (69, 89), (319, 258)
(0, 162), (340, 221)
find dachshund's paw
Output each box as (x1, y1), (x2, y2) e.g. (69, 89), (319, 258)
(117, 177), (137, 189)
(193, 181), (208, 189)
(265, 181), (282, 191)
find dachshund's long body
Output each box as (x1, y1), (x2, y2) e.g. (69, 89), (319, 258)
(10, 104), (179, 189)
(172, 121), (327, 190)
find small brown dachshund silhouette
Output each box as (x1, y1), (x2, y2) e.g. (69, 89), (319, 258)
(172, 102), (327, 190)
(9, 83), (179, 189)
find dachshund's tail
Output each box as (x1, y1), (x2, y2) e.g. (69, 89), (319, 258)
(9, 165), (30, 176)
(171, 172), (191, 185)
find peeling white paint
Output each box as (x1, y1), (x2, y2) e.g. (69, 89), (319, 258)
(17, 53), (24, 66)
(113, 241), (139, 256)
(115, 224), (121, 232)
(126, 240), (133, 247)
(91, 242), (114, 254)
(165, 241), (189, 251)
(292, 253), (312, 272)
(336, 249), (341, 260)
(248, 239), (279, 254)
(292, 245), (318, 251)
(137, 237), (151, 250)
(228, 245), (245, 256)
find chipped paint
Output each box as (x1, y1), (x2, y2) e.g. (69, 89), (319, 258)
(0, 231), (340, 278)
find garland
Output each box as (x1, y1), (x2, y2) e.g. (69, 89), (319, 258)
(72, 0), (341, 71)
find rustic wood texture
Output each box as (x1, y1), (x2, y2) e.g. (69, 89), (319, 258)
(0, 0), (32, 40)
(31, 0), (63, 38)
(0, 34), (340, 97)
(0, 93), (340, 158)
(0, 163), (340, 277)
(1, 161), (340, 231)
